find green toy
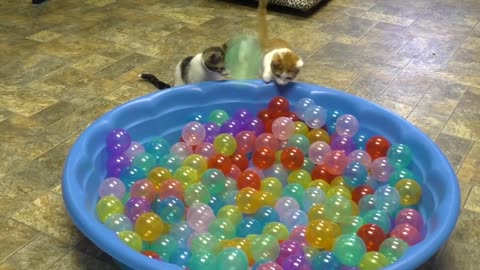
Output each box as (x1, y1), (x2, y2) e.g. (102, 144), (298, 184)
(225, 34), (263, 80)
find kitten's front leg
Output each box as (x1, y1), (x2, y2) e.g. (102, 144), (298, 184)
(262, 70), (273, 84)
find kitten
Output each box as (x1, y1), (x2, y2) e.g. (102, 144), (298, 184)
(140, 46), (228, 89)
(257, 0), (303, 86)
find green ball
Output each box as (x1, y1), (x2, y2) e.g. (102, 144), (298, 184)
(225, 34), (263, 80)
(96, 195), (124, 223)
(189, 251), (217, 270)
(217, 205), (243, 226)
(208, 218), (236, 240)
(185, 183), (211, 206)
(216, 248), (249, 270)
(379, 237), (409, 264)
(282, 183), (305, 206)
(191, 232), (220, 254)
(202, 168), (227, 195)
(287, 169), (312, 188)
(151, 234), (178, 261)
(117, 230), (142, 251)
(338, 216), (365, 234)
(287, 134), (310, 153)
(131, 152), (156, 174)
(208, 110), (230, 125)
(250, 234), (280, 262)
(333, 234), (366, 266)
(359, 252), (390, 270)
(325, 195), (353, 223)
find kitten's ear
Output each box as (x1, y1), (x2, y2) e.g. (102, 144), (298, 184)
(209, 53), (222, 64)
(296, 59), (304, 68)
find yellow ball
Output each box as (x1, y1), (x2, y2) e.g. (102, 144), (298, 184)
(148, 167), (172, 188)
(327, 185), (352, 199)
(331, 176), (352, 191)
(134, 212), (164, 242)
(305, 219), (341, 249)
(309, 179), (331, 194)
(307, 128), (330, 144)
(174, 166), (199, 187)
(308, 204), (327, 220)
(258, 191), (275, 207)
(96, 195), (124, 223)
(118, 230), (143, 251)
(294, 121), (309, 135)
(287, 169), (312, 188)
(214, 133), (237, 156)
(183, 154), (208, 175)
(262, 222), (289, 241)
(261, 177), (283, 199)
(236, 187), (261, 214)
(395, 179), (422, 206)
(217, 205), (243, 226)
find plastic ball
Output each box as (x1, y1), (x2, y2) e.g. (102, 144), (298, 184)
(255, 133), (280, 150)
(359, 252), (389, 270)
(188, 251), (217, 270)
(216, 247), (249, 270)
(260, 222), (288, 242)
(356, 224), (387, 252)
(190, 231), (221, 254)
(124, 141), (145, 161)
(158, 153), (183, 172)
(358, 195), (377, 214)
(120, 166), (146, 190)
(331, 135), (356, 154)
(157, 179), (184, 201)
(303, 105), (327, 128)
(379, 237), (409, 264)
(333, 234), (367, 266)
(280, 184), (304, 207)
(204, 122), (221, 143)
(324, 150), (349, 175)
(308, 141), (331, 165)
(311, 165), (336, 183)
(199, 168), (226, 195)
(268, 96), (290, 117)
(186, 203), (215, 232)
(185, 182), (211, 206)
(134, 212), (164, 242)
(294, 98), (316, 119)
(324, 195), (353, 223)
(280, 209), (308, 231)
(220, 119), (243, 136)
(130, 179), (157, 203)
(256, 206), (280, 226)
(170, 221), (194, 247)
(257, 261), (283, 270)
(217, 205), (243, 226)
(272, 117), (295, 140)
(394, 208), (424, 232)
(374, 185), (401, 214)
(184, 154), (208, 174)
(352, 185), (375, 204)
(237, 187), (261, 214)
(233, 108), (254, 123)
(294, 121), (309, 135)
(144, 137), (171, 163)
(251, 234), (280, 262)
(131, 152), (156, 174)
(264, 164), (289, 186)
(370, 157), (394, 183)
(106, 129), (131, 155)
(141, 250), (161, 260)
(387, 144), (412, 169)
(171, 142), (194, 161)
(305, 218), (341, 249)
(311, 251), (342, 270)
(303, 187), (327, 211)
(194, 142), (216, 158)
(106, 154), (131, 178)
(147, 166), (172, 186)
(99, 177), (126, 199)
(214, 133), (237, 156)
(151, 234), (178, 261)
(170, 247), (191, 268)
(261, 177), (283, 199)
(287, 134), (310, 153)
(336, 114), (359, 137)
(208, 218), (236, 240)
(208, 110), (230, 125)
(395, 179), (422, 206)
(245, 117), (265, 136)
(362, 209), (392, 234)
(287, 169), (312, 188)
(388, 167), (416, 186)
(327, 185), (352, 200)
(365, 136), (390, 160)
(253, 146), (276, 169)
(275, 196), (300, 215)
(152, 196), (185, 224)
(390, 223), (422, 246)
(348, 150), (372, 168)
(237, 169), (262, 190)
(235, 131), (256, 154)
(338, 215), (364, 234)
(124, 197), (151, 223)
(308, 204), (327, 221)
(281, 147), (304, 170)
(342, 162), (368, 188)
(117, 230), (142, 251)
(104, 214), (133, 232)
(281, 254), (310, 270)
(236, 217), (262, 237)
(309, 179), (331, 194)
(207, 153), (233, 175)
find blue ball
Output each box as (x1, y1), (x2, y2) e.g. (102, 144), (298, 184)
(362, 209), (392, 233)
(208, 195), (225, 215)
(151, 196), (185, 224)
(158, 153), (183, 172)
(255, 206), (280, 226)
(120, 166), (146, 190)
(236, 217), (262, 237)
(143, 137), (170, 164)
(169, 247), (191, 268)
(311, 251), (342, 270)
(343, 162), (368, 188)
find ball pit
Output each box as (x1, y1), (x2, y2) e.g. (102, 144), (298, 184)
(63, 80), (460, 270)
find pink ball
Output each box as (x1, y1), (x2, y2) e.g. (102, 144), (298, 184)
(182, 121), (206, 146)
(258, 261), (283, 270)
(348, 150), (372, 167)
(323, 150), (349, 175)
(130, 179), (157, 203)
(395, 208), (424, 232)
(335, 114), (359, 137)
(227, 164), (242, 180)
(99, 177), (125, 199)
(170, 142), (193, 160)
(277, 240), (304, 266)
(308, 141), (331, 165)
(124, 197), (151, 223)
(235, 131), (256, 154)
(186, 203), (215, 232)
(370, 157), (394, 182)
(390, 223), (423, 246)
(272, 117), (296, 140)
(274, 197), (300, 215)
(289, 225), (307, 247)
(194, 142), (217, 158)
(157, 179), (185, 201)
(255, 133), (280, 151)
(124, 141), (145, 161)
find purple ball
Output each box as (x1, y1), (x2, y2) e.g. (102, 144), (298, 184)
(245, 117), (265, 136)
(220, 119), (242, 136)
(125, 197), (151, 223)
(106, 129), (131, 155)
(204, 122), (221, 140)
(106, 154), (131, 177)
(234, 109), (253, 123)
(330, 135), (356, 154)
(281, 254), (310, 270)
(99, 177), (125, 199)
(124, 141), (145, 162)
(277, 240), (304, 266)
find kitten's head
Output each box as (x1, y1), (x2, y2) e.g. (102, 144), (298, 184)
(270, 51), (303, 85)
(202, 46), (228, 75)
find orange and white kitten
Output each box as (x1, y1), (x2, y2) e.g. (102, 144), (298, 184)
(258, 0), (303, 86)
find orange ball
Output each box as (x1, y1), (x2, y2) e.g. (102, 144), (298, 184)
(305, 219), (341, 249)
(280, 147), (304, 170)
(252, 146), (276, 169)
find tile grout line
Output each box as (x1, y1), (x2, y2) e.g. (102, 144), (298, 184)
(0, 231), (41, 264)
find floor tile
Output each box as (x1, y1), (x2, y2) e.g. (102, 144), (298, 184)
(95, 53), (154, 80)
(49, 250), (118, 270)
(72, 54), (117, 74)
(0, 218), (38, 261)
(442, 87), (480, 141)
(0, 85), (58, 117)
(457, 142), (480, 185)
(26, 30), (62, 43)
(464, 186), (480, 213)
(435, 133), (473, 172)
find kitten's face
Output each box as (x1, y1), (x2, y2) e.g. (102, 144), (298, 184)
(270, 51), (303, 86)
(202, 46), (228, 75)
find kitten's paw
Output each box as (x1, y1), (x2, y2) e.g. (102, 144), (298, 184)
(262, 73), (272, 83)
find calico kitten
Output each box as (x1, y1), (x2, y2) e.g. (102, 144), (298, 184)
(140, 46), (228, 89)
(257, 0), (303, 86)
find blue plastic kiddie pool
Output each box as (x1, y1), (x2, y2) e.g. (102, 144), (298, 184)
(62, 80), (460, 270)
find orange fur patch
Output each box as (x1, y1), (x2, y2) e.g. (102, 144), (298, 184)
(270, 50), (301, 77)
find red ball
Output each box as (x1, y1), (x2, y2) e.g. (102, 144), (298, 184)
(263, 118), (274, 134)
(252, 146), (276, 169)
(237, 169), (261, 190)
(231, 152), (249, 171)
(352, 185), (375, 203)
(366, 136), (391, 160)
(258, 109), (272, 122)
(323, 150), (349, 175)
(142, 250), (161, 260)
(280, 147), (304, 170)
(268, 96), (290, 118)
(207, 154), (232, 175)
(356, 223), (387, 251)
(286, 111), (301, 122)
(311, 165), (336, 183)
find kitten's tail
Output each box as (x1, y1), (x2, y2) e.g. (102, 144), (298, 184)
(139, 73), (171, 90)
(257, 0), (269, 50)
